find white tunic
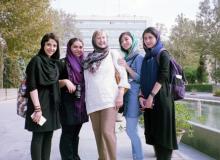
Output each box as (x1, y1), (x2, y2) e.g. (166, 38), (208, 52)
(84, 49), (130, 114)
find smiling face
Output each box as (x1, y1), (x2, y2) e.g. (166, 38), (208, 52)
(70, 40), (84, 57)
(143, 32), (157, 49)
(94, 32), (108, 49)
(120, 34), (132, 51)
(44, 38), (57, 58)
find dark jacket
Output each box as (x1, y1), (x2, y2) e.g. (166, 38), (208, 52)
(58, 59), (88, 125)
(140, 50), (178, 150)
(25, 55), (61, 132)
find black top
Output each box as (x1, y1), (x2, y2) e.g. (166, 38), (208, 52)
(25, 54), (61, 132)
(140, 51), (178, 150)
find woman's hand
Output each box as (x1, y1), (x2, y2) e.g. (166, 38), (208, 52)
(143, 96), (154, 109)
(32, 110), (42, 124)
(115, 94), (123, 109)
(118, 58), (128, 68)
(115, 87), (124, 109)
(139, 97), (146, 112)
(65, 79), (76, 93)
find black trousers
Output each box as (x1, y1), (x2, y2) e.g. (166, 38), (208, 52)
(154, 145), (173, 160)
(31, 131), (53, 160)
(60, 124), (82, 160)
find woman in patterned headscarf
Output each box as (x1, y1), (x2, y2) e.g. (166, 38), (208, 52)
(118, 32), (144, 160)
(83, 30), (130, 160)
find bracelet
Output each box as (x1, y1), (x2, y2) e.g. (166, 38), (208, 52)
(150, 92), (156, 98)
(34, 106), (41, 112)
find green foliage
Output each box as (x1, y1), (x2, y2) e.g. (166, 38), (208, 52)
(0, 0), (53, 87)
(186, 84), (213, 92)
(167, 14), (199, 68)
(194, 0), (220, 75)
(50, 10), (81, 47)
(0, 0), (52, 58)
(197, 55), (208, 83)
(139, 103), (194, 137)
(212, 67), (220, 83)
(0, 35), (7, 88)
(213, 89), (220, 96)
(175, 102), (193, 136)
(184, 66), (197, 83)
(167, 0), (220, 84)
(139, 114), (144, 128)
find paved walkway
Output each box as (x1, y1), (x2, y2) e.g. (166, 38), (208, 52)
(0, 99), (215, 160)
(185, 92), (220, 101)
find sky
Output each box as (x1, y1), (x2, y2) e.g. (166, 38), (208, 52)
(51, 0), (203, 29)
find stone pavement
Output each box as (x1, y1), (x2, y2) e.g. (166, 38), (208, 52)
(185, 92), (220, 101)
(0, 99), (214, 160)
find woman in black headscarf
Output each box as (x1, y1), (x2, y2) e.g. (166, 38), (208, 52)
(139, 27), (178, 160)
(25, 33), (61, 160)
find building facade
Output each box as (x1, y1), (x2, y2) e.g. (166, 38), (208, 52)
(74, 15), (151, 50)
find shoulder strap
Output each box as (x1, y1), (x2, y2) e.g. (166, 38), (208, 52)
(129, 54), (139, 67)
(156, 48), (167, 64)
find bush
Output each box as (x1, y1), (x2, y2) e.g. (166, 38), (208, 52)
(175, 102), (193, 137)
(186, 84), (213, 92)
(184, 66), (197, 83)
(213, 89), (220, 96)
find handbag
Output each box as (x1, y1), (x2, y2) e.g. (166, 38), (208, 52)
(17, 79), (28, 118)
(114, 68), (128, 93)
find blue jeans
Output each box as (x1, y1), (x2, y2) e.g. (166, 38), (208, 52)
(125, 117), (144, 160)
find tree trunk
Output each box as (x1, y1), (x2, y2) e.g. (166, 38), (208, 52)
(0, 34), (7, 88)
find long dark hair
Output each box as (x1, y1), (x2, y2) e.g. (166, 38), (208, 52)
(38, 32), (60, 59)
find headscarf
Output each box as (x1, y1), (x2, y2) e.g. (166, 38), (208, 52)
(82, 30), (109, 73)
(143, 27), (164, 60)
(65, 38), (87, 118)
(35, 53), (60, 110)
(140, 27), (164, 97)
(119, 32), (139, 62)
(66, 41), (84, 85)
(37, 53), (59, 86)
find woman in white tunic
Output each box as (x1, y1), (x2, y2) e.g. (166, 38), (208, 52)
(83, 30), (130, 160)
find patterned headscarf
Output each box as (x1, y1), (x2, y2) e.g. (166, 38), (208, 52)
(82, 30), (109, 73)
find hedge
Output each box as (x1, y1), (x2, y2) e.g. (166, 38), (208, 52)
(186, 84), (213, 92)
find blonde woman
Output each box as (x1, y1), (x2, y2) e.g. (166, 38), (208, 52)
(83, 30), (130, 160)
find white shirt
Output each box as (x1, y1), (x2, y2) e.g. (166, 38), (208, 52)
(84, 49), (130, 114)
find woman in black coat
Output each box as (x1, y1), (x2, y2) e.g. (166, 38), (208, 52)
(59, 38), (89, 160)
(25, 33), (61, 160)
(139, 27), (178, 160)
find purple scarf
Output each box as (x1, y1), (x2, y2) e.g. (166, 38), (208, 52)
(66, 52), (83, 85)
(65, 48), (88, 123)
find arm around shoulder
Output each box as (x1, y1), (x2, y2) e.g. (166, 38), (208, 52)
(110, 50), (130, 89)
